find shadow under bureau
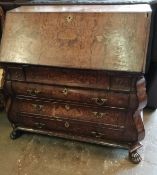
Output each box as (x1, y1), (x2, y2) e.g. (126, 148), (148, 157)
(0, 4), (151, 164)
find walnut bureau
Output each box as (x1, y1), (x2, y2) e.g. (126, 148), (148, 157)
(0, 5), (151, 163)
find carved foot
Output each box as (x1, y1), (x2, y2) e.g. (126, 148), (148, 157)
(10, 130), (22, 140)
(129, 150), (142, 164)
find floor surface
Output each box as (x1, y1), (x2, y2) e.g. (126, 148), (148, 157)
(0, 108), (157, 175)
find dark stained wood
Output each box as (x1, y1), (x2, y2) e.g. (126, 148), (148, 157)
(11, 81), (132, 108)
(11, 113), (128, 142)
(2, 63), (146, 145)
(11, 97), (126, 126)
(0, 4), (150, 163)
(1, 62), (147, 163)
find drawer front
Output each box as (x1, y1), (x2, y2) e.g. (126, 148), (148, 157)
(8, 67), (25, 81)
(10, 113), (125, 141)
(12, 113), (96, 137)
(12, 98), (126, 128)
(12, 81), (130, 108)
(7, 66), (136, 91)
(25, 67), (110, 90)
(52, 103), (126, 128)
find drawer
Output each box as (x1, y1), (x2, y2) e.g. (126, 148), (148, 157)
(12, 98), (126, 128)
(12, 81), (130, 108)
(7, 67), (25, 81)
(25, 66), (110, 90)
(12, 113), (96, 137)
(10, 113), (125, 141)
(7, 65), (136, 91)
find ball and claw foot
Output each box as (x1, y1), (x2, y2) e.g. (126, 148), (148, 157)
(129, 150), (142, 164)
(10, 130), (22, 140)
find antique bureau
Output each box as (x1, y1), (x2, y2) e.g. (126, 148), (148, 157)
(0, 5), (151, 163)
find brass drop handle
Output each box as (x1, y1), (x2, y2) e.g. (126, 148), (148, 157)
(65, 121), (70, 128)
(91, 131), (104, 138)
(34, 122), (45, 129)
(62, 88), (68, 96)
(27, 89), (33, 95)
(92, 112), (106, 119)
(34, 89), (40, 95)
(92, 98), (107, 106)
(32, 104), (44, 112)
(27, 89), (41, 95)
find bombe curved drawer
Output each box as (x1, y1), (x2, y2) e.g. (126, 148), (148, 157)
(10, 113), (128, 142)
(10, 98), (126, 128)
(11, 81), (133, 108)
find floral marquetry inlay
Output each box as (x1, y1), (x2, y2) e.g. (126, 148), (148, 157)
(0, 5), (151, 72)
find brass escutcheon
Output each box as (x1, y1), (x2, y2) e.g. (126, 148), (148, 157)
(65, 104), (70, 110)
(65, 121), (70, 128)
(32, 104), (44, 112)
(62, 88), (68, 96)
(66, 15), (73, 23)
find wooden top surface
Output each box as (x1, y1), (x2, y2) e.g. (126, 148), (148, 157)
(0, 5), (151, 72)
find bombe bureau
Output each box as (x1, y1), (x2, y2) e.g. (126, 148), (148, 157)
(0, 5), (151, 163)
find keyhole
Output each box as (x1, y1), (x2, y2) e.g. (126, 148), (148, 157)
(66, 15), (73, 23)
